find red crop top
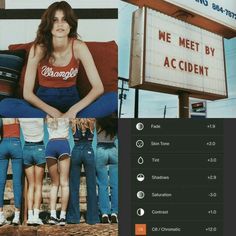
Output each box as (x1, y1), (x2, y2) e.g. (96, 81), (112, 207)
(38, 39), (79, 88)
(3, 123), (20, 138)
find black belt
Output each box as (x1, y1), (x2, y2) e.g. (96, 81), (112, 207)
(97, 142), (116, 148)
(74, 139), (92, 143)
(25, 141), (44, 145)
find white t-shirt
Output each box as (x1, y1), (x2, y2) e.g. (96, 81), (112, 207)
(47, 118), (69, 139)
(19, 118), (44, 142)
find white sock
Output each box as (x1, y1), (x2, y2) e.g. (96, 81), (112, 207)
(28, 210), (33, 220)
(50, 210), (57, 219)
(14, 211), (20, 220)
(34, 209), (39, 219)
(60, 211), (66, 219)
(0, 212), (4, 219)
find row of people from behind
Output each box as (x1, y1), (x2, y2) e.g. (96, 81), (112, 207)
(0, 117), (118, 226)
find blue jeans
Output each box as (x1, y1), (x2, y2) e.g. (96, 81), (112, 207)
(67, 141), (99, 224)
(95, 143), (118, 215)
(0, 138), (23, 208)
(0, 86), (117, 118)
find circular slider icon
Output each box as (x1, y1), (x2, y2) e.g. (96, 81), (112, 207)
(137, 191), (145, 199)
(136, 139), (144, 148)
(137, 208), (145, 216)
(137, 173), (145, 182)
(136, 122), (144, 131)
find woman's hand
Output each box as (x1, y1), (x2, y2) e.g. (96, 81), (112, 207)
(61, 107), (77, 118)
(47, 107), (63, 118)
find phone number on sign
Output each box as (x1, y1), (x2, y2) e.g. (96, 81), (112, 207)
(212, 3), (236, 20)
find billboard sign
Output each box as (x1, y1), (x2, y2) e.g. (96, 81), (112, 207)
(129, 7), (228, 100)
(123, 0), (236, 38)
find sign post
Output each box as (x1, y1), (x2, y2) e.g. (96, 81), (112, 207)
(179, 92), (190, 118)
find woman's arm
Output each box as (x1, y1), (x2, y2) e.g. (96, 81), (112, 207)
(62, 41), (104, 118)
(23, 45), (63, 118)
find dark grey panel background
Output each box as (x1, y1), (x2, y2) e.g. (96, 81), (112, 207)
(224, 119), (236, 236)
(119, 118), (132, 236)
(119, 118), (236, 236)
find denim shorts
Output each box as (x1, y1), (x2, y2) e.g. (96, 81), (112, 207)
(23, 142), (46, 166)
(45, 139), (71, 160)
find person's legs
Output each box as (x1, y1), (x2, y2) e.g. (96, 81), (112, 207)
(78, 92), (117, 118)
(0, 158), (8, 225)
(24, 165), (35, 222)
(32, 143), (46, 222)
(11, 158), (23, 224)
(95, 146), (110, 215)
(47, 158), (59, 222)
(58, 155), (70, 217)
(67, 145), (82, 224)
(83, 143), (99, 224)
(11, 139), (23, 224)
(34, 164), (45, 223)
(23, 143), (45, 224)
(0, 159), (9, 210)
(108, 147), (118, 215)
(0, 98), (46, 118)
(0, 140), (11, 224)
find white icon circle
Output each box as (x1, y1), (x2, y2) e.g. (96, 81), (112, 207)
(138, 156), (144, 164)
(137, 208), (145, 216)
(136, 122), (144, 131)
(136, 140), (144, 148)
(137, 191), (145, 199)
(137, 174), (145, 182)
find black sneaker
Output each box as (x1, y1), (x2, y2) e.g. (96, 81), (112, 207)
(58, 218), (66, 226)
(101, 214), (110, 224)
(111, 213), (118, 224)
(48, 216), (58, 225)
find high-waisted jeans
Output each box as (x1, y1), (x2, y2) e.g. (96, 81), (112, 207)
(0, 138), (23, 208)
(67, 141), (99, 224)
(95, 143), (118, 215)
(0, 86), (117, 118)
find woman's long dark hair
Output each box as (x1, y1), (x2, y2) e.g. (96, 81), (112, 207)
(35, 1), (78, 61)
(96, 116), (118, 139)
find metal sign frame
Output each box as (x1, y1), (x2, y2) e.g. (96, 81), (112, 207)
(123, 0), (236, 38)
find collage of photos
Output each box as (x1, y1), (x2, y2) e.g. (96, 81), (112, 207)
(0, 0), (236, 235)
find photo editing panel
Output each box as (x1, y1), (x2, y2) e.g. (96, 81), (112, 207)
(119, 119), (236, 236)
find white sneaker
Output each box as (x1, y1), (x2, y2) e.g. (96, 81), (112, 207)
(33, 218), (44, 225)
(26, 218), (34, 225)
(0, 217), (7, 226)
(12, 218), (20, 225)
